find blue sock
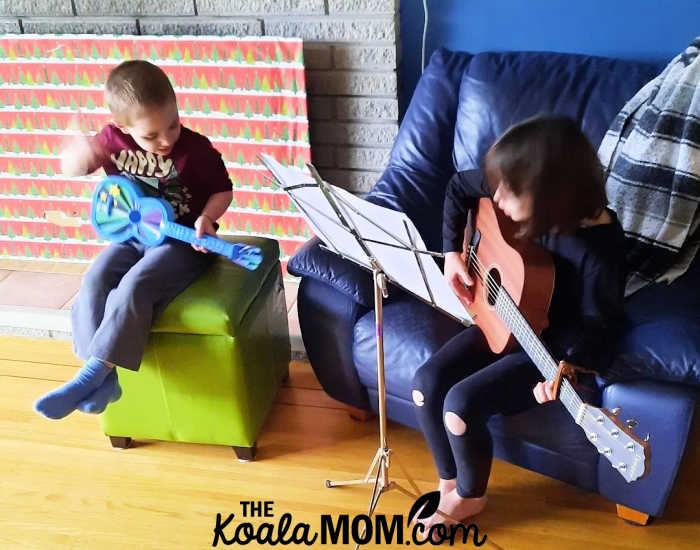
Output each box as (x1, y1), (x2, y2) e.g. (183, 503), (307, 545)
(34, 357), (113, 419)
(76, 370), (122, 414)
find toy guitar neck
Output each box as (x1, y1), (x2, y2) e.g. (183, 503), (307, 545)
(91, 175), (263, 271)
(150, 217), (261, 270)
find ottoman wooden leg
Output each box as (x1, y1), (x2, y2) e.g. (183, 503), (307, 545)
(233, 443), (257, 462)
(347, 406), (374, 422)
(108, 436), (132, 449)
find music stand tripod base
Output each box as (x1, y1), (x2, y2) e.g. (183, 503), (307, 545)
(325, 268), (421, 515)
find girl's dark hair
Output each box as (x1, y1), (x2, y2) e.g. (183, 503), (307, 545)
(484, 115), (606, 238)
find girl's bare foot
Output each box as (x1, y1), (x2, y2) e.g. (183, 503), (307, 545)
(421, 489), (487, 542)
(438, 477), (457, 498)
(413, 478), (456, 530)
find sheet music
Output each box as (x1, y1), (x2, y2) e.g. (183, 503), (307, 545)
(261, 154), (473, 325)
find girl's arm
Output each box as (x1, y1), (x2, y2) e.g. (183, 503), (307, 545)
(442, 170), (488, 253)
(442, 170), (490, 303)
(564, 262), (625, 372)
(535, 254), (625, 404)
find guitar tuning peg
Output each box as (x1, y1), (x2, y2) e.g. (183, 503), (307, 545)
(644, 433), (651, 442)
(626, 418), (638, 429)
(611, 407), (621, 415)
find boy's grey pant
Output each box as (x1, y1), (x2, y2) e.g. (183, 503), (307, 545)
(72, 239), (214, 371)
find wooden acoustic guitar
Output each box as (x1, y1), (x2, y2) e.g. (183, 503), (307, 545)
(459, 198), (649, 483)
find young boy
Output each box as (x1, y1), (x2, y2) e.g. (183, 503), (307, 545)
(34, 60), (233, 419)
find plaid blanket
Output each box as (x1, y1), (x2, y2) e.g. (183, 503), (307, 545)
(599, 37), (700, 296)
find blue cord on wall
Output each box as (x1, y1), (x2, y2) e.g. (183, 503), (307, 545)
(422, 0), (429, 73)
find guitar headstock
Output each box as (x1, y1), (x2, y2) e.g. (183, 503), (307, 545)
(578, 404), (650, 483)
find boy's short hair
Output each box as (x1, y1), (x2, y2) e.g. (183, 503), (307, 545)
(105, 60), (176, 124)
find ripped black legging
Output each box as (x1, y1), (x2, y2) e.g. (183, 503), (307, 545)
(412, 326), (543, 498)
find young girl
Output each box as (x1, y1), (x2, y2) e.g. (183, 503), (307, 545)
(412, 115), (626, 534)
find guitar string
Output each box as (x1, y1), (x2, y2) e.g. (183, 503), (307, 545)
(465, 249), (587, 415)
(467, 250), (644, 470)
(467, 251), (583, 411)
(462, 254), (646, 470)
(465, 249), (558, 376)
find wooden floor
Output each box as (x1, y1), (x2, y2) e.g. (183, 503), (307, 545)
(1, 336), (698, 549)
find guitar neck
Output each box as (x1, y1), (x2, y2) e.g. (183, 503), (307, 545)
(494, 290), (583, 420)
(465, 237), (648, 483)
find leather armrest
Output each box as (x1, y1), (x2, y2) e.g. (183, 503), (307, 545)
(288, 237), (375, 308)
(597, 380), (697, 516)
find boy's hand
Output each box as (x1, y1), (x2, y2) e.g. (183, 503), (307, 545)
(61, 134), (104, 176)
(533, 380), (556, 404)
(193, 214), (217, 253)
(444, 251), (474, 304)
(61, 111), (105, 176)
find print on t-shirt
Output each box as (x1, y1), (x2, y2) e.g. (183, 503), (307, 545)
(109, 148), (193, 219)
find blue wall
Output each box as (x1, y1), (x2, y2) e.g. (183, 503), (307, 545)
(400, 0), (700, 115)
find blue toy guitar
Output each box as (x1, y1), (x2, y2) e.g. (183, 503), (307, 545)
(91, 175), (263, 270)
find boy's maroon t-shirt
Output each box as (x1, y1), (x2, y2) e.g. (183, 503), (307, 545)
(92, 124), (232, 227)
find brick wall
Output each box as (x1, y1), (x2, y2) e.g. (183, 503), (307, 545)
(0, 0), (399, 194)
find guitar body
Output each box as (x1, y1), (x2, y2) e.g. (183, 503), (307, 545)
(462, 198), (555, 354)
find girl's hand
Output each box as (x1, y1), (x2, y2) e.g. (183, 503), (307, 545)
(193, 214), (217, 253)
(444, 251), (474, 304)
(533, 380), (556, 404)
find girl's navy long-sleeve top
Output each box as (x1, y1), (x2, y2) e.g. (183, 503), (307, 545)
(442, 170), (627, 373)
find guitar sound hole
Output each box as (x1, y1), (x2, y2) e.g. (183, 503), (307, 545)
(486, 268), (501, 306)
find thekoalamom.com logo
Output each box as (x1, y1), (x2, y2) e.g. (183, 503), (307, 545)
(212, 493), (487, 546)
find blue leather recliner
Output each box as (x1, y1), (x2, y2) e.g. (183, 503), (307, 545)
(289, 48), (699, 521)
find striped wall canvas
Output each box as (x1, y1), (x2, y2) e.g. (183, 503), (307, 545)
(0, 34), (311, 274)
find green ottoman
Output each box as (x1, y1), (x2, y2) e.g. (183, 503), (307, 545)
(100, 237), (290, 461)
